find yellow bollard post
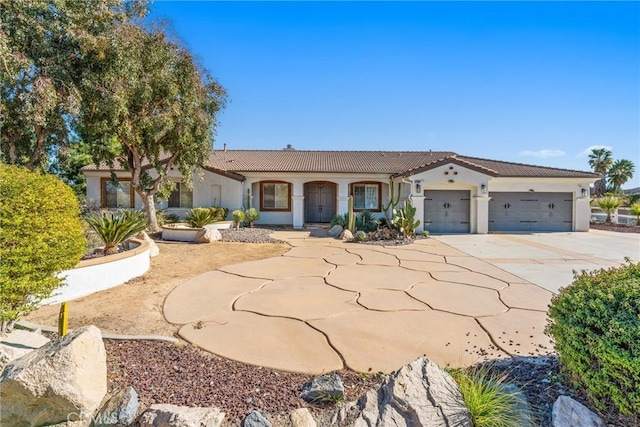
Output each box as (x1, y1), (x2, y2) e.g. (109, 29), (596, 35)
(58, 302), (68, 337)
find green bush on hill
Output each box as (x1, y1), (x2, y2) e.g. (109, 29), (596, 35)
(0, 165), (85, 331)
(546, 260), (640, 415)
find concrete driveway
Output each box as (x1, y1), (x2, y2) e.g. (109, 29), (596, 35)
(162, 230), (631, 375)
(436, 229), (639, 294)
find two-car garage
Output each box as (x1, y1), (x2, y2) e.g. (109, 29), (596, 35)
(424, 190), (574, 233)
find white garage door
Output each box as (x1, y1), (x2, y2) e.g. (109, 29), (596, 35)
(424, 190), (471, 233)
(489, 192), (573, 232)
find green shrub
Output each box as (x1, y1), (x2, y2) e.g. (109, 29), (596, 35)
(330, 213), (348, 228)
(210, 206), (229, 221)
(85, 211), (147, 255)
(232, 209), (246, 230)
(630, 203), (640, 225)
(356, 210), (378, 232)
(596, 196), (620, 223)
(546, 261), (640, 414)
(0, 165), (86, 331)
(449, 367), (533, 427)
(245, 208), (260, 227)
(185, 207), (216, 228)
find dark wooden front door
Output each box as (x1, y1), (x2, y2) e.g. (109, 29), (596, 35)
(305, 182), (336, 223)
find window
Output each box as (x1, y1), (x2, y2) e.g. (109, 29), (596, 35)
(260, 181), (291, 211)
(101, 178), (134, 208)
(168, 182), (193, 208)
(351, 182), (381, 211)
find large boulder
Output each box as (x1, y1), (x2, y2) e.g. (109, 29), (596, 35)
(328, 225), (343, 238)
(354, 357), (471, 427)
(138, 404), (225, 427)
(289, 408), (317, 427)
(0, 329), (50, 372)
(301, 373), (344, 403)
(552, 396), (605, 427)
(339, 230), (354, 241)
(195, 227), (222, 243)
(93, 386), (139, 426)
(0, 325), (107, 427)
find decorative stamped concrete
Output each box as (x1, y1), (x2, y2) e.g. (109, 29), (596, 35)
(163, 230), (583, 374)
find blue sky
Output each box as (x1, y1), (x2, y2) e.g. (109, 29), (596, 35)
(150, 1), (639, 185)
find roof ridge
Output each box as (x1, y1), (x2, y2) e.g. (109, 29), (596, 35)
(457, 154), (600, 176)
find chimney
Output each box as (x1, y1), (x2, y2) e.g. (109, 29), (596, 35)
(284, 144), (295, 151)
(223, 143), (227, 152)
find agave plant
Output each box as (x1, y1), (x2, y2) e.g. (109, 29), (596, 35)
(185, 208), (216, 228)
(85, 211), (147, 256)
(596, 196), (620, 224)
(232, 209), (246, 230)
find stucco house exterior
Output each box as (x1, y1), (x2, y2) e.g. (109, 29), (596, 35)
(83, 149), (600, 234)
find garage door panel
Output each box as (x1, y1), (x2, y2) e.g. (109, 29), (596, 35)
(424, 190), (470, 233)
(489, 192), (572, 232)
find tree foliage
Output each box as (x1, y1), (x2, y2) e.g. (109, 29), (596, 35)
(79, 23), (226, 231)
(607, 159), (635, 194)
(0, 164), (85, 331)
(588, 148), (613, 197)
(0, 0), (148, 170)
(587, 149), (635, 195)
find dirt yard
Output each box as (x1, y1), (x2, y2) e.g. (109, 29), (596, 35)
(25, 241), (290, 336)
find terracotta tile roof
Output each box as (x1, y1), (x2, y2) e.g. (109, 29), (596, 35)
(82, 150), (600, 179)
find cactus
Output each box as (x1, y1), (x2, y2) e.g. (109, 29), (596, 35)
(383, 179), (402, 222)
(355, 230), (367, 241)
(392, 200), (421, 238)
(58, 302), (68, 337)
(348, 195), (356, 232)
(246, 188), (251, 209)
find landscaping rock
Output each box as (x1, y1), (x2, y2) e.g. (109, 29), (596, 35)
(0, 325), (107, 427)
(328, 225), (343, 238)
(138, 404), (225, 427)
(242, 410), (271, 427)
(195, 227), (222, 243)
(502, 383), (533, 426)
(354, 356), (471, 427)
(93, 386), (139, 426)
(289, 408), (316, 427)
(137, 231), (160, 257)
(339, 229), (353, 241)
(0, 328), (50, 372)
(552, 395), (605, 427)
(301, 373), (345, 403)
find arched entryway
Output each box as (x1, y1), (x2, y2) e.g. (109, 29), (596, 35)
(304, 181), (337, 223)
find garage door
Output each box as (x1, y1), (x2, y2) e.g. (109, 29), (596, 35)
(489, 192), (573, 232)
(424, 190), (471, 233)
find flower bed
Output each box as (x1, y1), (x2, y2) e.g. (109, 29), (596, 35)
(162, 221), (233, 242)
(44, 238), (150, 305)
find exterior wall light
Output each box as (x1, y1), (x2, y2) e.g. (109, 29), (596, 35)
(415, 182), (422, 193)
(481, 184), (487, 194)
(581, 188), (588, 197)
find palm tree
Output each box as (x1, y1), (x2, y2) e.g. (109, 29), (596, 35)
(596, 196), (620, 224)
(588, 148), (612, 196)
(607, 159), (635, 194)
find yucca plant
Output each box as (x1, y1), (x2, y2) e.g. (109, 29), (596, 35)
(245, 208), (260, 227)
(232, 209), (246, 231)
(185, 207), (217, 228)
(631, 203), (640, 226)
(85, 211), (147, 256)
(596, 196), (620, 224)
(449, 367), (533, 427)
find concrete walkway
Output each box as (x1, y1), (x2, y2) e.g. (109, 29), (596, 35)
(162, 231), (638, 374)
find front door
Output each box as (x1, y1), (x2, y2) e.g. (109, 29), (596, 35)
(305, 182), (336, 223)
(424, 190), (471, 233)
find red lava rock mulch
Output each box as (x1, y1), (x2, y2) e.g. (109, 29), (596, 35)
(105, 339), (383, 422)
(590, 222), (640, 233)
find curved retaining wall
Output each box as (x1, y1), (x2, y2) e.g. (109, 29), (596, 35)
(44, 238), (150, 305)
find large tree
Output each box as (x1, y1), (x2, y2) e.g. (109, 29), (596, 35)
(588, 148), (613, 196)
(607, 159), (635, 194)
(79, 23), (226, 231)
(0, 0), (147, 170)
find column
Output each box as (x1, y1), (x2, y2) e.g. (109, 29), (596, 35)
(574, 195), (591, 231)
(410, 195), (425, 233)
(474, 196), (490, 234)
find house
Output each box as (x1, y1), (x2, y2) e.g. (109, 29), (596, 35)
(83, 148), (600, 233)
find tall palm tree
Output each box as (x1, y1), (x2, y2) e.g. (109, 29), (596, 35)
(588, 148), (613, 196)
(607, 159), (635, 194)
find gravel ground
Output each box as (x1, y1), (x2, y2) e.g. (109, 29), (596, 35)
(590, 222), (640, 233)
(219, 228), (287, 244)
(105, 340), (383, 424)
